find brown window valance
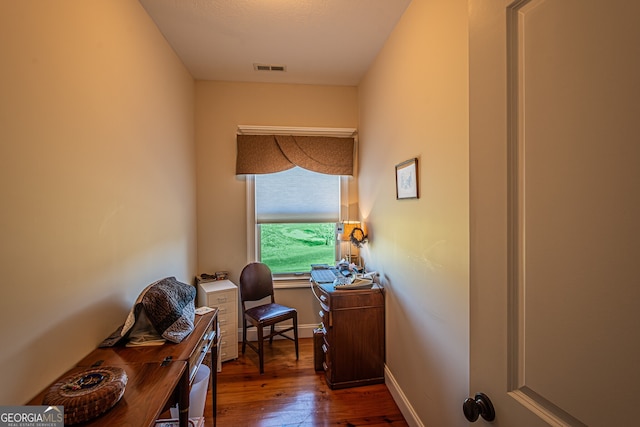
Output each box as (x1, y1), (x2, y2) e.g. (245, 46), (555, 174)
(236, 134), (354, 176)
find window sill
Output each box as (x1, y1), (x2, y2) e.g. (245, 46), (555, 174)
(272, 276), (313, 289)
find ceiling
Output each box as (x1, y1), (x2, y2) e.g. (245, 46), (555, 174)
(138, 0), (412, 86)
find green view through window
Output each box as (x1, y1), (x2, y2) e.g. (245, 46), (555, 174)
(255, 167), (341, 274)
(260, 223), (336, 273)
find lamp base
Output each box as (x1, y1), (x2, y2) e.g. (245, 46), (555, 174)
(344, 254), (358, 265)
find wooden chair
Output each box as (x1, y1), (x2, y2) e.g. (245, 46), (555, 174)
(239, 262), (299, 374)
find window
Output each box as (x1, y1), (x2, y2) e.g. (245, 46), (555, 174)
(239, 125), (356, 277)
(252, 167), (344, 275)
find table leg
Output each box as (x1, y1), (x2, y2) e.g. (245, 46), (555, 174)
(211, 345), (218, 426)
(178, 364), (190, 427)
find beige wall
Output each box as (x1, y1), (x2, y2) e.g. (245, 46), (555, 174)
(0, 1), (472, 423)
(358, 0), (469, 425)
(0, 1), (196, 404)
(194, 81), (358, 328)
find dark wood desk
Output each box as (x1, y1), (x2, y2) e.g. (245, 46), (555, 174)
(29, 310), (218, 427)
(312, 282), (385, 389)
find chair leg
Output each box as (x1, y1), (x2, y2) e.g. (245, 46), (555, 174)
(269, 325), (275, 345)
(257, 324), (264, 374)
(242, 319), (247, 355)
(293, 314), (299, 360)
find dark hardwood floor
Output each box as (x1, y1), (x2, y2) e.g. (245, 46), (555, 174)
(204, 338), (408, 427)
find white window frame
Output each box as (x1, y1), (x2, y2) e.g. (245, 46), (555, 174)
(239, 125), (357, 282)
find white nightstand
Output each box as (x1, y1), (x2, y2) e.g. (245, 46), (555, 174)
(197, 279), (239, 370)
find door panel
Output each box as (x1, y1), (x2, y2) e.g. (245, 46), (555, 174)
(470, 1), (640, 425)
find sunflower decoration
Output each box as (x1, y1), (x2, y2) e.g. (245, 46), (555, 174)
(349, 226), (368, 248)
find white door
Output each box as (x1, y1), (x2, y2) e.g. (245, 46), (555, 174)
(469, 1), (640, 426)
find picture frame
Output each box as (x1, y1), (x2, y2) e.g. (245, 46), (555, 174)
(395, 158), (419, 199)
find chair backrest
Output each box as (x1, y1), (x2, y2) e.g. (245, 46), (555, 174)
(239, 262), (276, 307)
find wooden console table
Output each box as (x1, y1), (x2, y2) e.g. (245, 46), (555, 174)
(28, 310), (218, 427)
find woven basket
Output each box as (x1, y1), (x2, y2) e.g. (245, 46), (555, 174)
(43, 366), (128, 425)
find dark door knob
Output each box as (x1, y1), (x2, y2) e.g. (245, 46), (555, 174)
(463, 392), (495, 422)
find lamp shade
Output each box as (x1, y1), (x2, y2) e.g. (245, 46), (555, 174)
(340, 221), (361, 242)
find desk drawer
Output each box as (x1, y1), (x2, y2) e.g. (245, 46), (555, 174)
(215, 303), (238, 324)
(219, 341), (235, 362)
(215, 302), (235, 319)
(188, 321), (215, 383)
(217, 310), (238, 362)
(206, 289), (236, 307)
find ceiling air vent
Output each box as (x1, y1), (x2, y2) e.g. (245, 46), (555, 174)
(253, 63), (287, 72)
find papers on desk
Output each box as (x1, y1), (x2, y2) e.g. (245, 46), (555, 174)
(125, 335), (166, 347)
(333, 277), (374, 290)
(195, 306), (215, 315)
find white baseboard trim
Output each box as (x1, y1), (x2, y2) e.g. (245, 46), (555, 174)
(236, 323), (319, 342)
(385, 365), (424, 427)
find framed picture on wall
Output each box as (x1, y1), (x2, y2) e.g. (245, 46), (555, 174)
(395, 158), (419, 199)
